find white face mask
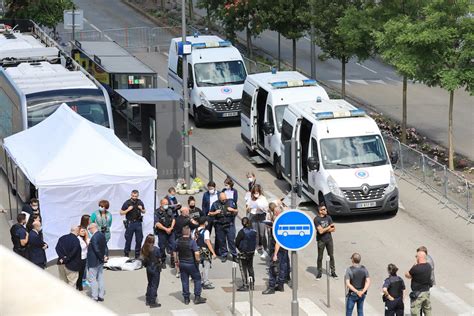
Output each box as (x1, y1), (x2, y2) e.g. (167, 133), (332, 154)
(248, 178), (254, 183)
(99, 207), (105, 212)
(225, 185), (230, 190)
(163, 205), (169, 210)
(254, 193), (260, 198)
(32, 206), (38, 211)
(209, 189), (215, 194)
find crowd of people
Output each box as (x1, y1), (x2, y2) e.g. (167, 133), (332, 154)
(9, 173), (435, 315)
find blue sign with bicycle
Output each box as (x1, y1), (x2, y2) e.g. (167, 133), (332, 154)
(273, 209), (315, 251)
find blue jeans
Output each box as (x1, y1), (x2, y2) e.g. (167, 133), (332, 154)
(88, 264), (104, 300)
(269, 250), (288, 287)
(180, 261), (202, 299)
(124, 221), (143, 257)
(157, 231), (176, 261)
(146, 266), (161, 304)
(346, 292), (366, 316)
(215, 223), (237, 257)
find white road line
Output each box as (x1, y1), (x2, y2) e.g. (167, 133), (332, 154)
(158, 74), (167, 83)
(338, 297), (381, 316)
(366, 79), (387, 85)
(298, 297), (327, 316)
(328, 80), (351, 86)
(83, 18), (113, 41)
(234, 301), (262, 316)
(431, 286), (474, 315)
(466, 283), (474, 291)
(349, 79), (369, 85)
(171, 308), (199, 316)
(356, 62), (377, 74)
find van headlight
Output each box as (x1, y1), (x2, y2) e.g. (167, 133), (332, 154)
(327, 175), (344, 198)
(199, 92), (212, 108)
(386, 170), (397, 193)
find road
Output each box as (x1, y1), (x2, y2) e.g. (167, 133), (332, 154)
(30, 1), (473, 315)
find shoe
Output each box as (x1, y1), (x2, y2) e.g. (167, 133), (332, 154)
(149, 302), (161, 308)
(145, 302), (150, 306)
(194, 296), (207, 304)
(316, 271), (322, 280)
(97, 297), (104, 302)
(184, 297), (190, 305)
(161, 262), (167, 269)
(221, 256), (227, 263)
(232, 255), (238, 262)
(330, 272), (338, 279)
(176, 272), (180, 278)
(275, 284), (284, 292)
(82, 280), (90, 287)
(170, 257), (176, 269)
(262, 287), (275, 295)
(202, 283), (215, 290)
(237, 285), (249, 292)
(77, 286), (83, 291)
(124, 252), (129, 257)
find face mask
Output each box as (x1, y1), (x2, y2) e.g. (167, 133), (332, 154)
(32, 206), (38, 211)
(254, 193), (260, 198)
(220, 200), (226, 204)
(225, 185), (230, 190)
(169, 195), (175, 199)
(163, 205), (169, 210)
(189, 204), (195, 208)
(99, 207), (105, 212)
(209, 189), (215, 194)
(248, 178), (254, 183)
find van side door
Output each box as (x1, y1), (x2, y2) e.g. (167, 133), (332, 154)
(306, 136), (320, 198)
(240, 81), (257, 148)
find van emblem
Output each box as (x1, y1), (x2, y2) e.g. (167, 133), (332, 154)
(221, 87), (232, 94)
(361, 184), (370, 195)
(355, 170), (369, 179)
(226, 98), (233, 106)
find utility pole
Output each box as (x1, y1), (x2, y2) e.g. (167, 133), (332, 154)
(182, 0), (191, 188)
(310, 3), (316, 79)
(290, 136), (299, 316)
(72, 4), (76, 41)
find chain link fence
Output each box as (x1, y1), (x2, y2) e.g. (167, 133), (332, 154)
(384, 134), (472, 220)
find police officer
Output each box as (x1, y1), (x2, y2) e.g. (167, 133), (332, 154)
(174, 207), (199, 278)
(10, 213), (29, 258)
(195, 216), (217, 290)
(235, 217), (257, 291)
(120, 190), (146, 258)
(262, 205), (288, 294)
(154, 198), (176, 269)
(175, 226), (207, 305)
(209, 192), (238, 263)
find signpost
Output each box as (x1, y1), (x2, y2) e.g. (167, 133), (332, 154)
(63, 7), (83, 41)
(273, 209), (316, 316)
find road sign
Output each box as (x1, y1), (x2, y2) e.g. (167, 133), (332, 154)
(63, 9), (84, 30)
(273, 209), (315, 251)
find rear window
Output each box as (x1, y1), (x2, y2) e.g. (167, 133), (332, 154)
(281, 119), (293, 142)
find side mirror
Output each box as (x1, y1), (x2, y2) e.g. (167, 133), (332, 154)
(308, 156), (320, 171)
(262, 122), (275, 135)
(187, 80), (193, 89)
(390, 151), (399, 164)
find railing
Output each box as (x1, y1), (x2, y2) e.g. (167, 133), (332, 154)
(243, 56), (272, 74)
(384, 134), (472, 221)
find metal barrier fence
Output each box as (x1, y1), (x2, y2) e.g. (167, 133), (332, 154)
(383, 134), (472, 220)
(243, 56), (272, 74)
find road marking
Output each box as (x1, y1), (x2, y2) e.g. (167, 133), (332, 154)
(234, 301), (262, 316)
(158, 74), (167, 83)
(349, 79), (369, 85)
(83, 18), (113, 41)
(356, 62), (377, 74)
(466, 283), (474, 291)
(338, 297), (381, 316)
(328, 80), (351, 86)
(298, 297), (327, 315)
(171, 308), (199, 316)
(366, 79), (387, 85)
(430, 286), (474, 315)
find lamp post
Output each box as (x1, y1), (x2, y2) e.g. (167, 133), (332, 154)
(182, 0), (191, 188)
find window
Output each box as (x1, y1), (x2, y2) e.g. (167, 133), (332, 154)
(177, 56), (183, 79)
(274, 105), (288, 133)
(266, 105), (274, 127)
(188, 64), (194, 87)
(311, 137), (318, 158)
(281, 119), (293, 142)
(194, 61), (246, 87)
(241, 91), (252, 118)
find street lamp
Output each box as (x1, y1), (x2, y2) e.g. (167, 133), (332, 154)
(182, 0), (191, 188)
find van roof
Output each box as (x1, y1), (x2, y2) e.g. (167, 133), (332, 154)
(0, 32), (59, 65)
(5, 62), (97, 95)
(171, 35), (243, 63)
(246, 71), (329, 104)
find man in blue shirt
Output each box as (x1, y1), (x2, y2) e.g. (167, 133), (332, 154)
(10, 213), (29, 258)
(56, 226), (82, 287)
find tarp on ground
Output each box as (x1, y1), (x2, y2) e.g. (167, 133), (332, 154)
(3, 104), (157, 260)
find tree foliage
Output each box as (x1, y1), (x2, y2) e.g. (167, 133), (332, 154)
(5, 0), (73, 29)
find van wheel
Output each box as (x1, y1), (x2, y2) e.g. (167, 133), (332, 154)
(274, 156), (283, 179)
(193, 106), (204, 128)
(387, 208), (398, 216)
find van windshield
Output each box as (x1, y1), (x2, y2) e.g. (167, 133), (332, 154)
(194, 61), (246, 87)
(320, 135), (388, 169)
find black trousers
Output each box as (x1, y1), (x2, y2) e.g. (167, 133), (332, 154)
(146, 267), (161, 304)
(239, 252), (255, 286)
(317, 239), (335, 273)
(76, 259), (87, 290)
(384, 297), (404, 316)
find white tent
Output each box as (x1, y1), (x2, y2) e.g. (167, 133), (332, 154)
(3, 104), (157, 260)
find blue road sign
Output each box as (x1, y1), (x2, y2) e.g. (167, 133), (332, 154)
(273, 209), (315, 251)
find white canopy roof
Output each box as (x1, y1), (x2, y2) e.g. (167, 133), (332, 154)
(3, 104), (157, 187)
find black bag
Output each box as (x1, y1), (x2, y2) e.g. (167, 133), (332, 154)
(123, 219), (129, 229)
(409, 291), (421, 300)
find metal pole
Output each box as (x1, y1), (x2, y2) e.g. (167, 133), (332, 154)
(4, 151), (12, 220)
(249, 276), (254, 316)
(326, 255), (331, 307)
(291, 251), (299, 316)
(421, 155), (426, 183)
(232, 262), (237, 315)
(443, 166), (448, 198)
(290, 137), (297, 209)
(14, 166), (19, 215)
(72, 5), (76, 42)
(182, 0), (191, 188)
(191, 146), (196, 178)
(208, 161), (213, 182)
(310, 0), (316, 80)
(278, 33), (281, 70)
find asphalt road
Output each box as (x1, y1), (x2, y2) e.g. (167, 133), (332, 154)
(32, 1), (472, 315)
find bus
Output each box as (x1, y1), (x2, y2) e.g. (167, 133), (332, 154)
(276, 224), (311, 237)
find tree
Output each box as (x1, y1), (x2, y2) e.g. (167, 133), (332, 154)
(218, 0), (265, 58)
(405, 0), (473, 169)
(196, 0), (223, 29)
(6, 0), (73, 31)
(312, 0), (376, 98)
(373, 0), (427, 144)
(260, 0), (311, 70)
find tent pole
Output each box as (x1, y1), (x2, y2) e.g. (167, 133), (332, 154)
(14, 166), (19, 216)
(4, 150), (13, 220)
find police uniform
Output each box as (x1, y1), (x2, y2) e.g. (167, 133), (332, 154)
(235, 226), (257, 289)
(383, 275), (405, 315)
(154, 207), (176, 267)
(176, 235), (203, 303)
(210, 199), (237, 260)
(143, 245), (162, 306)
(10, 223), (28, 258)
(267, 229), (288, 291)
(122, 198), (144, 258)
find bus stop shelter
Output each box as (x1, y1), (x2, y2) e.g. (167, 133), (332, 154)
(115, 88), (183, 179)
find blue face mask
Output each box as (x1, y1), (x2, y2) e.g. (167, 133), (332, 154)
(169, 195), (175, 199)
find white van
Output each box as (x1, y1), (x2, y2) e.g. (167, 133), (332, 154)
(168, 35), (247, 127)
(240, 71), (329, 178)
(280, 99), (399, 215)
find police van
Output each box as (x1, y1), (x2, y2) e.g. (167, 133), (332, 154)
(168, 35), (247, 127)
(240, 71), (329, 178)
(280, 99), (399, 215)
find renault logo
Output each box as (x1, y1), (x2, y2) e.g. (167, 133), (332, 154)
(361, 185), (370, 195)
(226, 98), (233, 106)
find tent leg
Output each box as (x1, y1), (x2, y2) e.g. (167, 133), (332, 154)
(15, 166), (19, 216)
(4, 150), (13, 220)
